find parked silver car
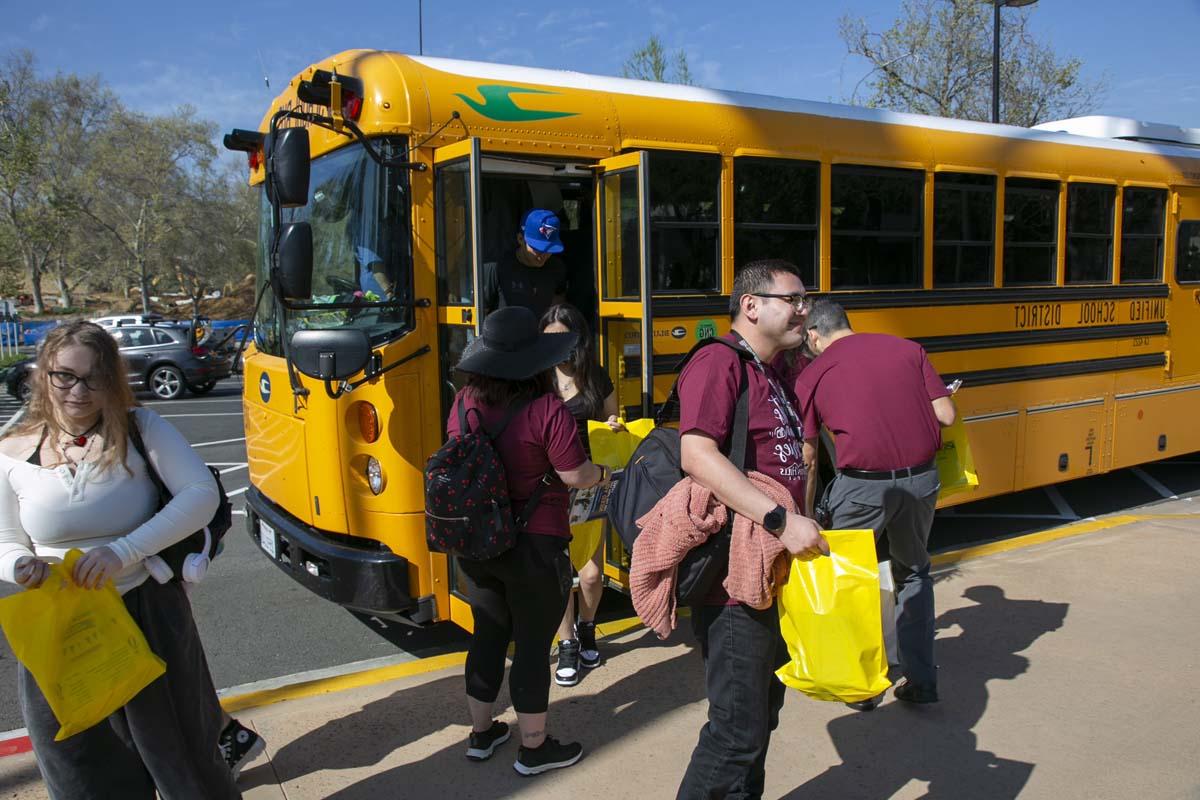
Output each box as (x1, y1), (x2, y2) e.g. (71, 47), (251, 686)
(109, 323), (233, 400)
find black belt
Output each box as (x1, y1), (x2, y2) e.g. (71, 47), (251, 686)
(840, 460), (937, 481)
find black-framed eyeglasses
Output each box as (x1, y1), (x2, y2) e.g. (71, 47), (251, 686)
(47, 371), (103, 392)
(753, 293), (811, 311)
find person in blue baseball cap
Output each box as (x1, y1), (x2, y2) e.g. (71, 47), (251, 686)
(481, 209), (569, 319)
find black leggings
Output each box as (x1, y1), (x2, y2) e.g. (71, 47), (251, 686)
(457, 533), (572, 714)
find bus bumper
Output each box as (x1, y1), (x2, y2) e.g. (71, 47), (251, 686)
(244, 486), (436, 624)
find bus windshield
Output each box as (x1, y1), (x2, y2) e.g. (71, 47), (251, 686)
(255, 137), (413, 355)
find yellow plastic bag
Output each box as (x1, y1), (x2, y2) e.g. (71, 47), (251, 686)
(568, 419), (657, 571)
(776, 530), (891, 703)
(936, 417), (979, 499)
(0, 549), (166, 741)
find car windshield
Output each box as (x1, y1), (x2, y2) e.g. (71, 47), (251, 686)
(254, 138), (413, 356)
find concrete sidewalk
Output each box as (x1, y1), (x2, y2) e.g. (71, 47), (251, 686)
(2, 503), (1198, 799)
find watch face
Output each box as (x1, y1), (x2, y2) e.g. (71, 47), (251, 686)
(765, 509), (785, 532)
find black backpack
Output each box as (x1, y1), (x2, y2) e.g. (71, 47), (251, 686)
(129, 412), (233, 583)
(607, 337), (751, 605)
(424, 396), (552, 561)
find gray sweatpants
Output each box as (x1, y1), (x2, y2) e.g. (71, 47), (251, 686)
(827, 468), (940, 687)
(17, 578), (240, 800)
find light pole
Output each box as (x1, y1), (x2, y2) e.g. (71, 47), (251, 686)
(992, 0), (1038, 123)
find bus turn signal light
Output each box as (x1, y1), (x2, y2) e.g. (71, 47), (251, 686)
(358, 402), (379, 443)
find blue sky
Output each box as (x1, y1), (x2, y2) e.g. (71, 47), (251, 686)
(4, 0), (1198, 136)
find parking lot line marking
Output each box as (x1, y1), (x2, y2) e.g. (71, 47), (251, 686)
(227, 487), (249, 497)
(1131, 467), (1179, 500)
(145, 397), (244, 406)
(159, 413), (243, 418)
(218, 464), (248, 475)
(192, 436), (246, 448)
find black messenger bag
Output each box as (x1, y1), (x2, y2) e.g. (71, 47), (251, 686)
(607, 337), (751, 606)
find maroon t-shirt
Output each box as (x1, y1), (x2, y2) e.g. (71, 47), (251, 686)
(446, 390), (586, 538)
(677, 335), (808, 605)
(794, 333), (949, 471)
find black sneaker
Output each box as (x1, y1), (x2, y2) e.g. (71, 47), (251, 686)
(845, 691), (884, 712)
(555, 640), (581, 686)
(218, 719), (266, 779)
(576, 621), (600, 669)
(465, 720), (510, 761)
(513, 736), (583, 776)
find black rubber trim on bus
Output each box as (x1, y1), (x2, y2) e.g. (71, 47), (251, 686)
(915, 322), (1168, 353)
(834, 283), (1169, 310)
(649, 296), (730, 316)
(940, 353), (1166, 388)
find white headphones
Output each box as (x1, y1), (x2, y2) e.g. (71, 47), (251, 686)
(180, 528), (213, 584)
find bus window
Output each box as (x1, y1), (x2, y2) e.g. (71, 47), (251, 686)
(734, 157), (818, 289)
(934, 173), (995, 287)
(1120, 188), (1167, 283)
(437, 160), (473, 305)
(1066, 183), (1116, 284)
(1178, 221), (1200, 283)
(830, 165), (923, 289)
(1003, 178), (1058, 285)
(648, 152), (720, 293)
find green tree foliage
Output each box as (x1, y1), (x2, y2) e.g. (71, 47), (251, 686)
(0, 50), (258, 317)
(840, 0), (1106, 126)
(622, 35), (695, 85)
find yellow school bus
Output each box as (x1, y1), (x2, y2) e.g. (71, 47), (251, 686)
(225, 50), (1200, 631)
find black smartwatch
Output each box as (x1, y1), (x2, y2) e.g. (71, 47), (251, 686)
(762, 504), (787, 534)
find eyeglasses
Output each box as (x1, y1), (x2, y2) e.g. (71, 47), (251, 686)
(47, 371), (103, 392)
(753, 293), (810, 311)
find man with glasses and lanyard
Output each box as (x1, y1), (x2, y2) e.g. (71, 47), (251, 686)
(795, 299), (957, 710)
(675, 259), (827, 799)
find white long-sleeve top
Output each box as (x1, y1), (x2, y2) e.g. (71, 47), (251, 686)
(0, 407), (220, 595)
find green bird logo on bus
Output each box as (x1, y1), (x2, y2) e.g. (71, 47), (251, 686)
(453, 85), (578, 122)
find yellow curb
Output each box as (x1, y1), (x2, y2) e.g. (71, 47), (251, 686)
(223, 509), (1197, 715)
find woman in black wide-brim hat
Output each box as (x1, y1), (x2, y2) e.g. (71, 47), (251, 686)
(448, 306), (610, 776)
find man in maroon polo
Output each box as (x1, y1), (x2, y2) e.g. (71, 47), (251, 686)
(795, 299), (957, 707)
(676, 259), (827, 799)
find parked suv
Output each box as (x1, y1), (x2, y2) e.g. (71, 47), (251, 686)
(109, 323), (232, 399)
(6, 322), (232, 402)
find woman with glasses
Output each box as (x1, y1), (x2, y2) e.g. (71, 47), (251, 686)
(0, 321), (241, 799)
(538, 304), (624, 687)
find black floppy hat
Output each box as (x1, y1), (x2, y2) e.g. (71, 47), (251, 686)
(455, 306), (577, 380)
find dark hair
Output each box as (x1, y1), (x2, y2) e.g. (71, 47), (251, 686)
(806, 299), (852, 337)
(539, 303), (606, 419)
(462, 371), (554, 407)
(730, 259), (802, 319)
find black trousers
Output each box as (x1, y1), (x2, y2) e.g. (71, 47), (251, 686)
(457, 533), (572, 714)
(677, 601), (789, 800)
(18, 579), (240, 800)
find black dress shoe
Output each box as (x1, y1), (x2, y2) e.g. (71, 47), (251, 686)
(845, 693), (883, 712)
(893, 678), (938, 704)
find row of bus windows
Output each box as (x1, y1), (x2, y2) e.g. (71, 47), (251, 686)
(627, 152), (1190, 296)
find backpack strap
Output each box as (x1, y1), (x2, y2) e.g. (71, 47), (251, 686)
(657, 337), (753, 470)
(127, 410), (171, 509)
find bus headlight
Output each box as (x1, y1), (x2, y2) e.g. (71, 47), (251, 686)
(366, 457), (384, 495)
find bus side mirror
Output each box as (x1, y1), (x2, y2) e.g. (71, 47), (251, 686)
(290, 329), (371, 380)
(276, 222), (313, 299)
(265, 127), (310, 208)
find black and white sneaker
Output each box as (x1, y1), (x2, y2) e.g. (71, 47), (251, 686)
(513, 736), (583, 776)
(218, 719), (266, 779)
(465, 720), (511, 761)
(555, 640), (581, 686)
(576, 621), (600, 669)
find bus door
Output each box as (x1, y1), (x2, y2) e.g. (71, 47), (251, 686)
(433, 137), (484, 629)
(594, 152), (650, 587)
(1173, 186), (1200, 380)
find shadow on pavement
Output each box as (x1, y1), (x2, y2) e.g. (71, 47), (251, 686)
(251, 631), (699, 798)
(782, 585), (1068, 799)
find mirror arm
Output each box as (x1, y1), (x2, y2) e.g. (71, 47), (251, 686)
(336, 344), (431, 393)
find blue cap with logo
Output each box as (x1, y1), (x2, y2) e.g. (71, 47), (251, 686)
(521, 209), (565, 254)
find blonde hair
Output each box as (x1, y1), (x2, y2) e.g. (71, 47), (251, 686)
(9, 320), (136, 474)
